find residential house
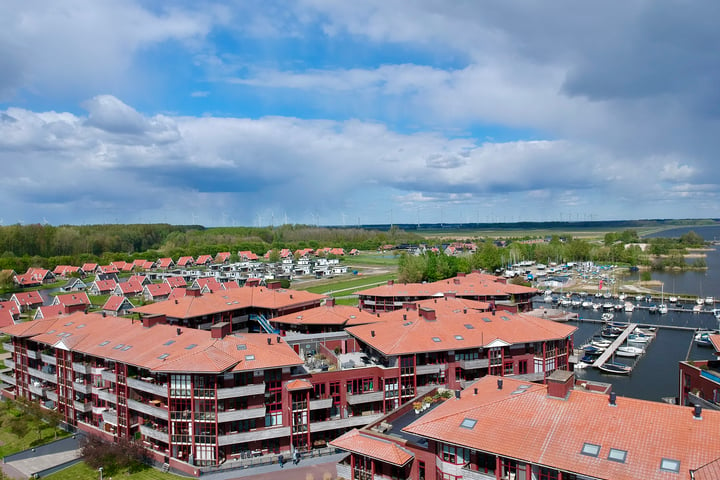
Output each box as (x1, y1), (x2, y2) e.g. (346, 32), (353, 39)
(61, 278), (88, 292)
(51, 292), (91, 314)
(143, 283), (173, 302)
(164, 276), (187, 289)
(195, 255), (213, 266)
(53, 265), (84, 278)
(113, 279), (144, 297)
(10, 291), (44, 312)
(102, 296), (135, 316)
(156, 258), (175, 270)
(238, 251), (259, 261)
(215, 252), (231, 264)
(81, 263), (98, 274)
(33, 304), (67, 320)
(177, 256), (195, 267)
(88, 279), (117, 296)
(14, 268), (55, 287)
(0, 301), (20, 328)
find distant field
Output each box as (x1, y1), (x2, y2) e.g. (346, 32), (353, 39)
(343, 253), (400, 266)
(419, 224), (685, 240)
(296, 273), (396, 296)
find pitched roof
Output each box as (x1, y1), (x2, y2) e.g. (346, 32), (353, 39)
(144, 283), (172, 298)
(403, 375), (720, 480)
(196, 255), (213, 264)
(53, 292), (90, 307)
(1, 311), (302, 373)
(92, 279), (117, 292)
(272, 304), (381, 327)
(35, 304), (66, 320)
(177, 256), (195, 266)
(330, 430), (414, 466)
(81, 263), (98, 272)
(12, 291), (44, 306)
(116, 279), (143, 295)
(345, 297), (575, 356)
(103, 296), (135, 312)
(286, 379), (313, 391)
(156, 258), (174, 269)
(131, 287), (326, 320)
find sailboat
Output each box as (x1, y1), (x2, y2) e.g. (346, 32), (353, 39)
(658, 283), (668, 315)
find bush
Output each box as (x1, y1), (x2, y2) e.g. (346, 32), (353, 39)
(81, 434), (147, 475)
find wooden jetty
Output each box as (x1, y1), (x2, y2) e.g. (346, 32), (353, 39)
(592, 323), (639, 368)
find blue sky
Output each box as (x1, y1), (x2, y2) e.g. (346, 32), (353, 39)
(1, 1), (719, 227)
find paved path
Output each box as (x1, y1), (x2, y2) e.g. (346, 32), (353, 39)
(201, 453), (346, 480)
(4, 449), (81, 478)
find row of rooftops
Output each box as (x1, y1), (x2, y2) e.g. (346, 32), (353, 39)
(332, 372), (720, 480)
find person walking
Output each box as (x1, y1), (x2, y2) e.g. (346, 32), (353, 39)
(278, 454), (284, 468)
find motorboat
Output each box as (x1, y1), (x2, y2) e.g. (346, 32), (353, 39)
(624, 302), (635, 313)
(602, 302), (615, 310)
(627, 334), (650, 344)
(635, 295), (644, 302)
(697, 298), (705, 306)
(693, 304), (703, 314)
(668, 296), (678, 304)
(592, 303), (602, 310)
(694, 330), (719, 347)
(706, 296), (715, 305)
(583, 345), (605, 355)
(581, 301), (593, 309)
(658, 304), (668, 315)
(598, 361), (632, 375)
(648, 305), (658, 314)
(600, 328), (621, 338)
(616, 346), (644, 357)
(601, 312), (614, 322)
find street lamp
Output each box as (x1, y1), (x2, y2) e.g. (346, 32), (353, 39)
(98, 467), (103, 480)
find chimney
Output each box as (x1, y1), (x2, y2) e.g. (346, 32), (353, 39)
(210, 322), (231, 339)
(402, 302), (417, 311)
(445, 292), (456, 298)
(403, 314), (407, 320)
(102, 311), (106, 317)
(187, 287), (201, 297)
(463, 308), (467, 314)
(457, 272), (466, 278)
(174, 299), (178, 304)
(497, 379), (503, 390)
(267, 281), (281, 290)
(276, 336), (281, 343)
(455, 390), (461, 399)
(387, 280), (394, 286)
(267, 338), (272, 345)
(609, 391), (617, 406)
(142, 314), (167, 328)
(326, 298), (335, 307)
(694, 404), (702, 420)
(474, 388), (478, 395)
(419, 307), (436, 321)
(177, 327), (182, 336)
(547, 370), (575, 399)
(371, 330), (375, 337)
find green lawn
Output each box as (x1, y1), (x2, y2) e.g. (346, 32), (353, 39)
(298, 273), (396, 296)
(0, 403), (69, 457)
(343, 253), (400, 266)
(45, 462), (184, 480)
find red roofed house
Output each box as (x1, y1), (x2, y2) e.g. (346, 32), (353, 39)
(51, 292), (91, 314)
(88, 279), (117, 296)
(215, 252), (231, 264)
(14, 268), (55, 287)
(81, 263), (98, 273)
(10, 291), (44, 312)
(33, 304), (67, 320)
(164, 276), (187, 288)
(111, 261), (128, 271)
(190, 277), (224, 293)
(238, 251), (258, 261)
(128, 274), (151, 286)
(332, 371), (720, 480)
(98, 265), (120, 275)
(102, 296), (135, 316)
(679, 334), (720, 410)
(177, 256), (195, 267)
(113, 279), (144, 297)
(0, 301), (20, 328)
(156, 257), (175, 270)
(142, 283), (172, 302)
(53, 265), (84, 278)
(195, 254), (213, 266)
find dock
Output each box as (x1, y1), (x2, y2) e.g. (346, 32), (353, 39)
(592, 323), (638, 368)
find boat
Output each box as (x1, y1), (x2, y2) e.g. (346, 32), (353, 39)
(571, 299), (582, 308)
(600, 328), (621, 338)
(601, 312), (614, 322)
(648, 305), (658, 314)
(697, 298), (705, 306)
(602, 302), (614, 310)
(543, 294), (553, 303)
(618, 293), (626, 302)
(658, 303), (668, 314)
(592, 303), (602, 310)
(624, 302), (635, 312)
(583, 345), (605, 355)
(705, 296), (715, 305)
(635, 294), (644, 302)
(581, 301), (593, 309)
(668, 296), (678, 304)
(694, 332), (715, 347)
(627, 334), (650, 344)
(616, 346), (644, 357)
(693, 304), (703, 314)
(598, 361), (632, 375)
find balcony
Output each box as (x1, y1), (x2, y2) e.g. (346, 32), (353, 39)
(139, 424), (169, 444)
(416, 364), (443, 375)
(4, 359), (14, 369)
(101, 370), (116, 383)
(27, 367), (56, 383)
(46, 390), (58, 401)
(127, 377), (168, 397)
(102, 410), (118, 426)
(73, 400), (93, 413)
(41, 353), (56, 365)
(217, 382), (265, 399)
(29, 383), (46, 396)
(97, 389), (115, 402)
(72, 362), (91, 374)
(311, 413), (384, 432)
(73, 381), (92, 394)
(309, 398), (333, 410)
(127, 399), (168, 418)
(2, 342), (13, 353)
(346, 391), (385, 405)
(26, 350), (39, 360)
(336, 464), (351, 480)
(218, 426), (291, 446)
(217, 407), (266, 423)
(0, 372), (16, 385)
(458, 358), (490, 370)
(461, 466), (497, 480)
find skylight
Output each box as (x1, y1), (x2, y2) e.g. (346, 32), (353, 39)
(482, 317), (492, 322)
(163, 340), (175, 346)
(237, 344), (247, 350)
(158, 353), (170, 360)
(245, 354), (255, 361)
(460, 418), (477, 429)
(113, 344), (125, 350)
(581, 443), (600, 457)
(660, 458), (680, 473)
(99, 341), (110, 346)
(64, 322), (74, 326)
(464, 324), (474, 329)
(501, 316), (510, 321)
(121, 345), (132, 351)
(185, 344), (197, 350)
(48, 330), (56, 334)
(76, 324), (86, 328)
(432, 337), (441, 342)
(454, 335), (464, 341)
(608, 448), (627, 463)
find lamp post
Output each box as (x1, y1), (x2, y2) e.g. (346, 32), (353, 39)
(99, 467), (103, 480)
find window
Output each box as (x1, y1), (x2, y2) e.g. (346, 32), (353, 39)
(581, 443), (601, 457)
(539, 466), (559, 480)
(158, 353), (170, 360)
(660, 458), (680, 473)
(99, 341), (110, 346)
(608, 448), (627, 463)
(432, 337), (441, 343)
(460, 418), (477, 429)
(163, 340), (175, 346)
(438, 444), (469, 464)
(454, 335), (464, 341)
(245, 354), (255, 361)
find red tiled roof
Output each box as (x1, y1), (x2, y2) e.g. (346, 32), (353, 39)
(709, 334), (720, 353)
(273, 304), (381, 327)
(165, 276), (187, 288)
(196, 255), (213, 264)
(144, 283), (172, 298)
(0, 300), (20, 316)
(355, 272), (536, 298)
(693, 457), (720, 480)
(131, 287), (325, 320)
(156, 258), (174, 269)
(103, 296), (135, 312)
(0, 309), (16, 328)
(330, 430), (413, 466)
(92, 279), (117, 292)
(12, 291), (44, 306)
(345, 297), (574, 356)
(53, 292), (90, 307)
(1, 312), (302, 373)
(404, 375), (720, 480)
(81, 263), (98, 272)
(36, 304), (66, 319)
(177, 256), (194, 266)
(286, 379), (313, 391)
(116, 279), (143, 295)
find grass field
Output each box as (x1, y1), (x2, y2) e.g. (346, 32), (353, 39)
(0, 403), (69, 457)
(297, 273), (396, 296)
(343, 253), (400, 266)
(45, 462), (183, 480)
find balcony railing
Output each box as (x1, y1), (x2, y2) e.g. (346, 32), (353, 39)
(415, 364), (443, 375)
(73, 400), (93, 413)
(139, 424), (169, 444)
(2, 343), (13, 353)
(127, 399), (168, 418)
(336, 464), (351, 480)
(218, 426), (291, 446)
(41, 353), (56, 365)
(27, 367), (56, 383)
(73, 381), (92, 394)
(46, 390), (58, 401)
(127, 377), (168, 397)
(461, 466), (497, 480)
(0, 372), (16, 385)
(309, 398), (333, 410)
(97, 389), (115, 402)
(346, 391), (385, 405)
(217, 407), (266, 423)
(72, 362), (91, 374)
(29, 383), (46, 396)
(217, 382), (265, 399)
(311, 413), (384, 432)
(101, 370), (116, 383)
(458, 358), (490, 370)
(4, 359), (14, 370)
(26, 350), (39, 360)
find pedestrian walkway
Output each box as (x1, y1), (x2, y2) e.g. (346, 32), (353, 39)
(1, 435), (81, 479)
(201, 452), (346, 480)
